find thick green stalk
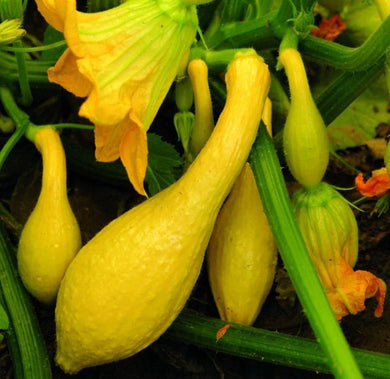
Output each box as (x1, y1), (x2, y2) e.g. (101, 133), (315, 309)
(166, 310), (390, 378)
(219, 0), (246, 22)
(204, 11), (279, 49)
(316, 55), (386, 125)
(0, 86), (30, 128)
(0, 222), (52, 378)
(299, 15), (390, 71)
(189, 47), (256, 71)
(249, 123), (362, 378)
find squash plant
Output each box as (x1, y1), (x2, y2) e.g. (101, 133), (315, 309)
(0, 0), (389, 378)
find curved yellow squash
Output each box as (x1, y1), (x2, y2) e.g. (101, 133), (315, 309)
(17, 127), (81, 304)
(208, 163), (277, 325)
(55, 54), (271, 373)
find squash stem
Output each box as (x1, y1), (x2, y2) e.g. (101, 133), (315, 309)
(0, 222), (52, 378)
(249, 123), (362, 378)
(166, 310), (390, 378)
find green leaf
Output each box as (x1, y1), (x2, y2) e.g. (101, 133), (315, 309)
(327, 75), (390, 150)
(145, 133), (182, 196)
(40, 25), (66, 62)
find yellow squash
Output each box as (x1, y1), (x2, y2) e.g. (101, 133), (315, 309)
(54, 54), (271, 373)
(207, 97), (277, 326)
(280, 48), (329, 188)
(17, 127), (81, 304)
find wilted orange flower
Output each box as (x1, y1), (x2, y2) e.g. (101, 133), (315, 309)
(311, 14), (346, 41)
(326, 257), (386, 320)
(35, 0), (199, 194)
(293, 182), (386, 320)
(355, 167), (390, 197)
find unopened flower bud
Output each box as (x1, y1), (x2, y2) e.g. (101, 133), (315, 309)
(0, 19), (25, 45)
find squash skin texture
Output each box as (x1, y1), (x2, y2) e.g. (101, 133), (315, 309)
(17, 127), (81, 304)
(55, 54), (271, 373)
(208, 163), (277, 325)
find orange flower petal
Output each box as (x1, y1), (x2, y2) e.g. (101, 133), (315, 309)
(119, 123), (148, 196)
(35, 0), (67, 32)
(37, 0), (197, 195)
(216, 324), (230, 342)
(94, 121), (129, 163)
(355, 167), (390, 197)
(311, 14), (346, 41)
(48, 48), (93, 98)
(324, 257), (386, 320)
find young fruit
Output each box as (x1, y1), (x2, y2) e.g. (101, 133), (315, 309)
(54, 53), (271, 373)
(17, 127), (81, 304)
(280, 48), (329, 188)
(207, 163), (277, 325)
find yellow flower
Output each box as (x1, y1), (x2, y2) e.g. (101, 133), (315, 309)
(293, 182), (386, 320)
(35, 0), (198, 194)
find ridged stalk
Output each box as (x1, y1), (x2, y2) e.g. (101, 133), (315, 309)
(0, 222), (52, 378)
(166, 310), (390, 378)
(249, 123), (362, 378)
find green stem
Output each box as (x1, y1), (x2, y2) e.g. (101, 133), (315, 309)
(249, 123), (362, 378)
(0, 86), (30, 128)
(219, 0), (246, 23)
(0, 222), (52, 378)
(0, 52), (53, 86)
(299, 15), (390, 71)
(189, 47), (256, 71)
(204, 10), (279, 49)
(166, 310), (390, 378)
(13, 40), (33, 105)
(0, 40), (67, 53)
(316, 55), (385, 125)
(0, 123), (26, 171)
(279, 27), (298, 52)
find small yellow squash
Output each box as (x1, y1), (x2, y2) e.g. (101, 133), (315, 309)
(17, 127), (81, 304)
(207, 163), (277, 325)
(54, 54), (271, 373)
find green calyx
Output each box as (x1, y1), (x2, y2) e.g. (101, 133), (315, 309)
(0, 19), (25, 45)
(174, 111), (194, 154)
(292, 181), (342, 209)
(287, 0), (316, 38)
(292, 182), (359, 268)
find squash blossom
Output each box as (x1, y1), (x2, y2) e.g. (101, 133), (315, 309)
(292, 182), (386, 320)
(355, 167), (390, 198)
(34, 0), (200, 194)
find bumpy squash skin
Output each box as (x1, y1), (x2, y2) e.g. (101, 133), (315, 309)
(55, 55), (271, 373)
(17, 128), (81, 304)
(208, 163), (277, 326)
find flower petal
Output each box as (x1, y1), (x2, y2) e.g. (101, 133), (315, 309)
(119, 122), (148, 196)
(48, 48), (92, 97)
(324, 257), (387, 320)
(355, 167), (390, 197)
(61, 0), (197, 130)
(37, 0), (198, 194)
(35, 0), (66, 32)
